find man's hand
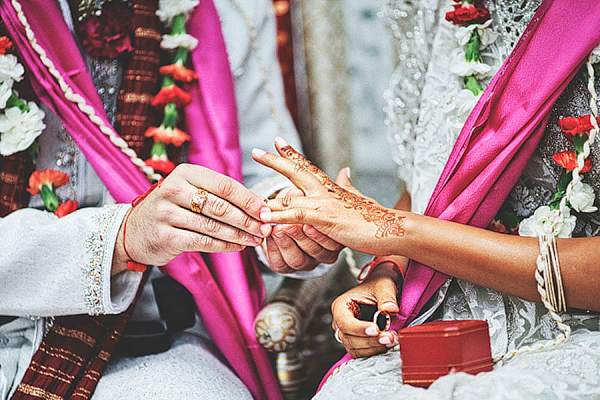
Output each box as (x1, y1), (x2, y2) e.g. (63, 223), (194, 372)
(112, 164), (272, 274)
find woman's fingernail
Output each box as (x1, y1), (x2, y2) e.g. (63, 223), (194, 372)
(273, 230), (284, 238)
(346, 167), (351, 179)
(379, 336), (391, 345)
(260, 224), (271, 236)
(252, 148), (266, 157)
(365, 326), (379, 336)
(260, 210), (272, 222)
(274, 137), (288, 147)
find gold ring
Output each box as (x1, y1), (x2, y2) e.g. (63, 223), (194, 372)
(190, 188), (208, 214)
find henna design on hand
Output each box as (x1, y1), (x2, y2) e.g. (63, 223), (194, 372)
(280, 146), (405, 239)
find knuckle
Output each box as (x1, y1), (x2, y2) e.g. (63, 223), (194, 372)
(205, 217), (221, 234)
(160, 181), (183, 200)
(217, 177), (235, 199)
(293, 209), (306, 222)
(198, 234), (214, 249)
(211, 197), (230, 218)
(240, 214), (254, 230)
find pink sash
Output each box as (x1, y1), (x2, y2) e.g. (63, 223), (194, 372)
(319, 0), (600, 390)
(0, 1), (280, 399)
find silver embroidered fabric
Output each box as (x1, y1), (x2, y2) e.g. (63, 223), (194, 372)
(316, 1), (600, 398)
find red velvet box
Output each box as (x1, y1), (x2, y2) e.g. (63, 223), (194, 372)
(398, 320), (493, 388)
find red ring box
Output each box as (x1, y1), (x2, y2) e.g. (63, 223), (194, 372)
(398, 319), (493, 388)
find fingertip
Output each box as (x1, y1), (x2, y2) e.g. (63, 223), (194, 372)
(274, 136), (289, 148)
(380, 301), (399, 314)
(252, 148), (266, 158)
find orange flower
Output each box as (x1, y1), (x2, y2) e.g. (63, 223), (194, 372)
(558, 115), (600, 139)
(0, 36), (12, 54)
(27, 169), (69, 195)
(55, 200), (79, 218)
(145, 126), (191, 147)
(159, 64), (198, 83)
(145, 155), (175, 175)
(151, 85), (192, 108)
(552, 150), (592, 173)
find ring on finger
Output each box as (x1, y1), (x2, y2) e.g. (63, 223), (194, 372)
(190, 188), (209, 214)
(334, 328), (343, 344)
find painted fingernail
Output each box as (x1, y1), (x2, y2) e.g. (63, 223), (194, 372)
(260, 224), (271, 237)
(274, 137), (288, 147)
(379, 336), (391, 345)
(365, 326), (379, 336)
(273, 230), (284, 238)
(252, 148), (266, 157)
(252, 235), (264, 245)
(346, 167), (351, 179)
(260, 210), (272, 222)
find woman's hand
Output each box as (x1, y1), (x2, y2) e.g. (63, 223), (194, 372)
(112, 163), (272, 273)
(332, 263), (401, 358)
(252, 138), (406, 256)
(260, 185), (344, 273)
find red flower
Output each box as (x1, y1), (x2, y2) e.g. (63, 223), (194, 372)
(0, 36), (13, 55)
(145, 155), (175, 175)
(552, 150), (593, 173)
(55, 200), (79, 218)
(445, 1), (490, 25)
(159, 64), (198, 83)
(78, 2), (133, 58)
(558, 114), (600, 140)
(27, 169), (69, 195)
(145, 126), (191, 147)
(151, 85), (192, 108)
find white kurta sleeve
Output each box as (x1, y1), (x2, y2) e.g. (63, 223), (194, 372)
(0, 204), (142, 317)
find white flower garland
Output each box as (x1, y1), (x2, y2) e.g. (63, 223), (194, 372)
(0, 50), (45, 156)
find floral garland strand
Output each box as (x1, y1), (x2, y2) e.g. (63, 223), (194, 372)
(145, 0), (199, 175)
(0, 35), (77, 217)
(445, 0), (497, 97)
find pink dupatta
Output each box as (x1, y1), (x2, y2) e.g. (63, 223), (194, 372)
(0, 1), (280, 399)
(319, 0), (600, 390)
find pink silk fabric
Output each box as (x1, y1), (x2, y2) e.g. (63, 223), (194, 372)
(318, 0), (600, 391)
(0, 1), (280, 399)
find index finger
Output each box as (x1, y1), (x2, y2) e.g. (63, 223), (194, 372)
(251, 148), (328, 196)
(182, 164), (266, 220)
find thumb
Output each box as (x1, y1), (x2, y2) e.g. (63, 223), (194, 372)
(373, 278), (399, 314)
(335, 167), (355, 190)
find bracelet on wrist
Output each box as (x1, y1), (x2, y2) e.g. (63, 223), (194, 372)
(357, 256), (405, 283)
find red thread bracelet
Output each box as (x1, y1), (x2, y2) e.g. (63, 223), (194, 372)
(123, 179), (163, 272)
(357, 256), (406, 283)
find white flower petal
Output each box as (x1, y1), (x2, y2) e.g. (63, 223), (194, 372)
(156, 0), (199, 24)
(161, 33), (199, 50)
(0, 54), (24, 83)
(0, 102), (45, 156)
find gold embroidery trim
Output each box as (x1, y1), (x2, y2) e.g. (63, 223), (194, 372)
(52, 326), (96, 347)
(135, 27), (161, 41)
(16, 383), (63, 400)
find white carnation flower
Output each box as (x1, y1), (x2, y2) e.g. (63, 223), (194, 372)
(161, 33), (198, 50)
(450, 49), (493, 78)
(455, 20), (499, 49)
(156, 0), (199, 24)
(0, 54), (24, 83)
(518, 206), (576, 238)
(590, 43), (600, 64)
(568, 181), (598, 213)
(0, 102), (46, 156)
(0, 79), (14, 108)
